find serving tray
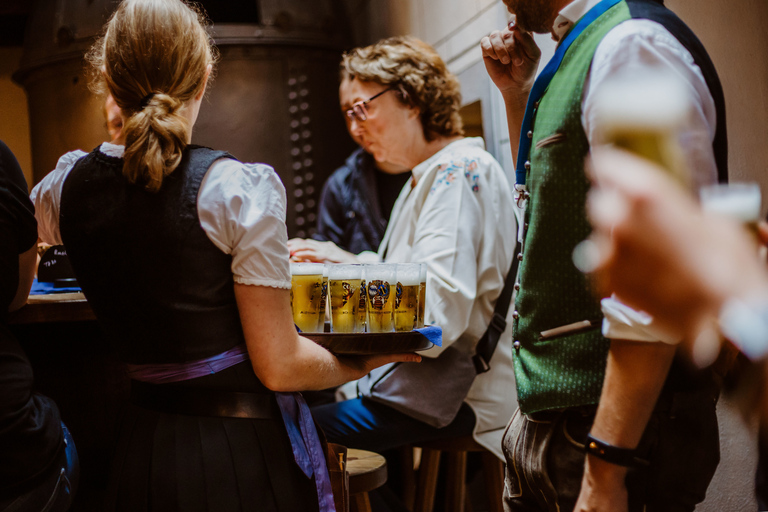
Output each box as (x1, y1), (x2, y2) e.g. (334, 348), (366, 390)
(304, 324), (435, 355)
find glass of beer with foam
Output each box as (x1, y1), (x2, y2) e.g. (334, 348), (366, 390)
(417, 263), (427, 328)
(593, 68), (692, 186)
(395, 263), (421, 331)
(329, 264), (363, 333)
(365, 263), (396, 333)
(290, 262), (325, 333)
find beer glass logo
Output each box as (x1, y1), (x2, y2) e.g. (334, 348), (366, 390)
(338, 282), (355, 306)
(320, 280), (328, 302)
(309, 282), (321, 302)
(395, 282), (403, 309)
(359, 280), (367, 309)
(368, 280), (390, 310)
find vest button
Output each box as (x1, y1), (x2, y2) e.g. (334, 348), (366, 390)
(517, 253), (523, 262)
(534, 101), (539, 108)
(512, 311), (519, 320)
(527, 130), (533, 139)
(513, 341), (521, 350)
(524, 161), (531, 170)
(514, 283), (520, 291)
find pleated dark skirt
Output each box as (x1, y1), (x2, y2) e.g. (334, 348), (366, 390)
(105, 362), (319, 511)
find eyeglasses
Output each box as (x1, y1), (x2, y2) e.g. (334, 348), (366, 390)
(344, 87), (395, 123)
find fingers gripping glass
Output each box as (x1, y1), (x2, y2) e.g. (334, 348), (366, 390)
(345, 87), (395, 123)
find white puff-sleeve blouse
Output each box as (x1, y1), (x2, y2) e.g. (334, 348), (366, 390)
(30, 142), (291, 289)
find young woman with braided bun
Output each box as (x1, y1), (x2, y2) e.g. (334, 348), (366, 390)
(30, 0), (418, 510)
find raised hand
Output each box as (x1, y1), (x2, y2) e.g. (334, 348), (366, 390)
(481, 20), (541, 96)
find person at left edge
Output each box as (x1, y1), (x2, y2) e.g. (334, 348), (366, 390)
(0, 139), (79, 512)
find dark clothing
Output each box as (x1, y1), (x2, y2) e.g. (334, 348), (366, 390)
(106, 363), (318, 512)
(0, 422), (79, 512)
(314, 148), (410, 253)
(59, 146), (245, 364)
(59, 146), (319, 511)
(311, 398), (475, 454)
(0, 140), (66, 499)
(502, 383), (720, 512)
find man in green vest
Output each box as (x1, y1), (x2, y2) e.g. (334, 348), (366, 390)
(481, 0), (727, 510)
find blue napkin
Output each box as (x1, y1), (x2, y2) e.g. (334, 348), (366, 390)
(415, 325), (442, 347)
(29, 278), (82, 295)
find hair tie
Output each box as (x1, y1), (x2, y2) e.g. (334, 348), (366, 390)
(139, 93), (155, 109)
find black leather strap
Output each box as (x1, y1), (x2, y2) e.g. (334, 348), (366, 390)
(584, 433), (649, 468)
(130, 380), (279, 420)
(472, 241), (521, 374)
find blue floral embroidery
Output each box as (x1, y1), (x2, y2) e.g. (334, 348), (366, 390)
(430, 158), (481, 194)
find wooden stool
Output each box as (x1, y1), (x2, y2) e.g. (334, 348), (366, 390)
(347, 448), (388, 512)
(411, 436), (504, 512)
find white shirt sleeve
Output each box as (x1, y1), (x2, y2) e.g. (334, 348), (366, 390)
(582, 19), (719, 343)
(410, 160), (485, 350)
(583, 19), (718, 191)
(197, 159), (291, 289)
(30, 150), (88, 245)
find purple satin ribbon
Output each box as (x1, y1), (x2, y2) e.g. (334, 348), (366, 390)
(276, 393), (336, 512)
(127, 345), (336, 511)
(126, 343), (250, 383)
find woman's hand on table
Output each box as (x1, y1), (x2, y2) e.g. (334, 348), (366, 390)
(287, 238), (359, 264)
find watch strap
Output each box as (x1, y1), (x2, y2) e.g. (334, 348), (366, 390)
(584, 434), (649, 468)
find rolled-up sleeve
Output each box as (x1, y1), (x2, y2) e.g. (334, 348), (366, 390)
(601, 295), (680, 344)
(197, 160), (291, 289)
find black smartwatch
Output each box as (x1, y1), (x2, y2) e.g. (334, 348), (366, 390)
(584, 434), (649, 468)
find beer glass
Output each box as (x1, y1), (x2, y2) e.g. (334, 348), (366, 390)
(329, 264), (363, 333)
(290, 262), (325, 333)
(417, 263), (427, 328)
(365, 263), (396, 333)
(395, 263), (420, 332)
(593, 68), (691, 185)
(317, 264), (329, 332)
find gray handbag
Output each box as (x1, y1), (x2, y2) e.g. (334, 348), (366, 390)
(356, 345), (477, 428)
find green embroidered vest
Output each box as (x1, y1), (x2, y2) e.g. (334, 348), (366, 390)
(512, 2), (632, 414)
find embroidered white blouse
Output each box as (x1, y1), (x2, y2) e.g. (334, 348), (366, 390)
(30, 142), (292, 289)
(364, 137), (519, 458)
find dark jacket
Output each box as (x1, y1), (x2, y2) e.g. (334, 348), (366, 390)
(313, 148), (390, 253)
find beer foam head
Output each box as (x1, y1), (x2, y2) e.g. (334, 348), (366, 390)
(328, 264), (363, 280)
(396, 263), (421, 285)
(700, 183), (761, 222)
(364, 263), (397, 281)
(291, 262), (325, 276)
(419, 263), (427, 282)
(594, 68), (690, 135)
